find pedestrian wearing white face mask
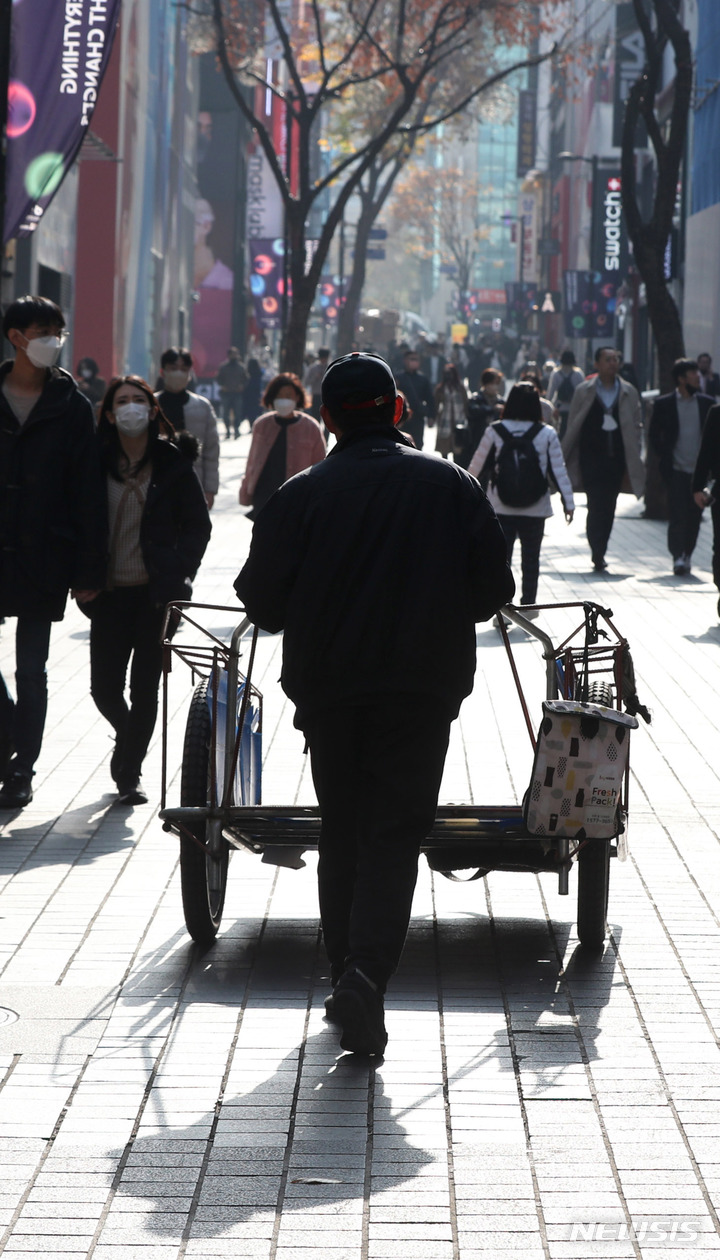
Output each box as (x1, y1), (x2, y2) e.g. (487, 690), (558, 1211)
(87, 376), (211, 805)
(0, 296), (106, 808)
(155, 347), (220, 509)
(239, 373), (326, 519)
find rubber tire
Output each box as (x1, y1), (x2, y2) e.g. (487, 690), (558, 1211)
(179, 678), (229, 945)
(586, 680), (614, 707)
(577, 839), (610, 949)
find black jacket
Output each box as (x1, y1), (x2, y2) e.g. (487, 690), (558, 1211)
(235, 424), (514, 723)
(649, 391), (715, 482)
(395, 369), (436, 421)
(0, 361), (106, 620)
(101, 434), (211, 607)
(693, 403), (720, 494)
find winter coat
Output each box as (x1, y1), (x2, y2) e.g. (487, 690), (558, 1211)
(235, 423), (514, 724)
(101, 433), (211, 608)
(155, 389), (220, 495)
(217, 358), (248, 393)
(562, 376), (645, 497)
(468, 419), (575, 518)
(649, 391), (715, 482)
(239, 410), (326, 507)
(692, 403), (720, 494)
(0, 361), (106, 620)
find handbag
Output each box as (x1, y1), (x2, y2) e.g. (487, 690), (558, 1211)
(524, 700), (637, 839)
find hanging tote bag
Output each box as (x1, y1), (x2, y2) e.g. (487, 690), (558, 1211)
(524, 700), (638, 839)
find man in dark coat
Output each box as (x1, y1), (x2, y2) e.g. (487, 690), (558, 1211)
(693, 402), (720, 616)
(698, 353), (720, 400)
(235, 352), (514, 1056)
(649, 358), (715, 575)
(0, 296), (106, 807)
(395, 349), (435, 449)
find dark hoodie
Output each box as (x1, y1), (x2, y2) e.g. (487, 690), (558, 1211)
(0, 361), (106, 620)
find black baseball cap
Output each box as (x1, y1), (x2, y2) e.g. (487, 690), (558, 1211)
(321, 352), (397, 412)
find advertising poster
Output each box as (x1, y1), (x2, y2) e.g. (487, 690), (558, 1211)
(4, 0), (121, 243)
(193, 103), (243, 377)
(249, 238), (285, 330)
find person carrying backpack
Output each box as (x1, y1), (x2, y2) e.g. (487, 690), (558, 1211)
(547, 350), (585, 439)
(468, 383), (574, 610)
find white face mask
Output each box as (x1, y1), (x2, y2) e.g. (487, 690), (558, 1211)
(164, 368), (190, 392)
(274, 397), (295, 416)
(115, 402), (150, 436)
(23, 334), (63, 368)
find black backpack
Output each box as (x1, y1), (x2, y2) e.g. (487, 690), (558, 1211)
(556, 373), (576, 407)
(491, 421), (547, 508)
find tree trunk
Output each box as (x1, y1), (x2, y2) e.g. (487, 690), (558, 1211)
(283, 276), (315, 376)
(336, 207), (375, 356)
(634, 248), (684, 519)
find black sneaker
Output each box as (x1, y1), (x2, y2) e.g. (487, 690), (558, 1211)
(332, 968), (387, 1056)
(0, 772), (33, 809)
(117, 779), (148, 806)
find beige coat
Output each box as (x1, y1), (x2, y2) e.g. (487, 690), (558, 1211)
(561, 376), (645, 497)
(239, 410), (326, 506)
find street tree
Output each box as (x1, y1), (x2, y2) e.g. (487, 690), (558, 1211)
(205, 0), (557, 371)
(389, 161), (486, 322)
(620, 0), (692, 392)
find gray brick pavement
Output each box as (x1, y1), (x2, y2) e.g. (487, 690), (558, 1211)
(0, 435), (720, 1256)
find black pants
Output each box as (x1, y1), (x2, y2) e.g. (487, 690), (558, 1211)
(90, 587), (165, 784)
(585, 478), (623, 566)
(667, 470), (703, 561)
(303, 697), (452, 990)
(712, 501), (720, 591)
(0, 617), (52, 777)
(221, 392), (243, 436)
(499, 515), (545, 605)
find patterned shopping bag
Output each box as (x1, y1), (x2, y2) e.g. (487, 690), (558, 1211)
(524, 701), (638, 839)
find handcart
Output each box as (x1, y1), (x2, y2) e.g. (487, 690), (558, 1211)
(158, 600), (648, 951)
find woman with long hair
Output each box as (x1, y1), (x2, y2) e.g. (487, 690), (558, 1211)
(239, 372), (326, 518)
(83, 376), (211, 804)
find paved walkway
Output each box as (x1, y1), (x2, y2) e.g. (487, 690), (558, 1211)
(1, 432), (720, 1259)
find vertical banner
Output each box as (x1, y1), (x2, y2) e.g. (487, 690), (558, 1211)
(516, 90), (537, 178)
(613, 2), (647, 148)
(584, 168), (629, 337)
(518, 190), (539, 283)
(563, 270), (617, 339)
(249, 238), (285, 330)
(591, 170), (628, 279)
(4, 0), (121, 243)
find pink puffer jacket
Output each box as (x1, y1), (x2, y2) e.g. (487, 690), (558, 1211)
(239, 410), (326, 506)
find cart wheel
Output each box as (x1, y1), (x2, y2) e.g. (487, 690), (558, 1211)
(576, 839), (610, 949)
(179, 678), (229, 946)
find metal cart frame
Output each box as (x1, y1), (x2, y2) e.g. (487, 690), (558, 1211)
(158, 600), (639, 950)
